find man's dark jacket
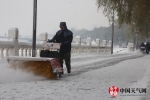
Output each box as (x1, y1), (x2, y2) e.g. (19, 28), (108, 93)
(48, 29), (73, 53)
(146, 42), (150, 50)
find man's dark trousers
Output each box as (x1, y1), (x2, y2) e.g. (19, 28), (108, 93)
(57, 52), (71, 70)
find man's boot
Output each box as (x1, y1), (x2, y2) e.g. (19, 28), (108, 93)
(67, 68), (71, 73)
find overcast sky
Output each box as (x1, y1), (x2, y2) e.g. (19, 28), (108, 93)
(0, 0), (109, 36)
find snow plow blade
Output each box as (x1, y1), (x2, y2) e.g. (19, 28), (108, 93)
(6, 56), (63, 79)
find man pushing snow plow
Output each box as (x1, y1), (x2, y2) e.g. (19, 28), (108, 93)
(48, 22), (73, 74)
(6, 22), (73, 79)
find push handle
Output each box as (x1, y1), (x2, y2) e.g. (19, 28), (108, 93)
(43, 42), (61, 49)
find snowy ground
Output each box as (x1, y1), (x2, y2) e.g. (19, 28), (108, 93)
(0, 49), (150, 100)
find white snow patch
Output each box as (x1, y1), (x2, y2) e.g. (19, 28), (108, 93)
(117, 56), (150, 100)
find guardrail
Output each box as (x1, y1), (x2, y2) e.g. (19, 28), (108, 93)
(0, 28), (111, 58)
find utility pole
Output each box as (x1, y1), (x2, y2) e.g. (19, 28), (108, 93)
(32, 0), (37, 57)
(118, 37), (121, 46)
(133, 28), (139, 51)
(136, 34), (138, 50)
(111, 8), (114, 54)
(133, 34), (136, 52)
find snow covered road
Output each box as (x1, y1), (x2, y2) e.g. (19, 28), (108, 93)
(0, 52), (149, 100)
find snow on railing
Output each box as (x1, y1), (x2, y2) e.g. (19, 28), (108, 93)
(0, 28), (111, 58)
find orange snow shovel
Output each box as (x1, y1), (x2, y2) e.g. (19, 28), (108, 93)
(6, 43), (63, 79)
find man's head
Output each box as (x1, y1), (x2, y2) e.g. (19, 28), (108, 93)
(60, 22), (67, 31)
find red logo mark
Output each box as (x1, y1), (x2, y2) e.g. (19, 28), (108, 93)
(108, 86), (119, 98)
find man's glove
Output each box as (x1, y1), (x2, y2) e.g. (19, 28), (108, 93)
(47, 39), (54, 42)
(47, 39), (50, 42)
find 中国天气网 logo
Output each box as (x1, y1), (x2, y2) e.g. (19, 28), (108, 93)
(108, 86), (146, 98)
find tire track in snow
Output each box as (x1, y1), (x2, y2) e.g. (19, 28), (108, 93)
(63, 54), (144, 78)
